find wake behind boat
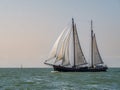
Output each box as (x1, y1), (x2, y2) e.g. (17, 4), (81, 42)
(44, 18), (108, 72)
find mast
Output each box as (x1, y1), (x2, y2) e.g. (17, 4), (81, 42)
(72, 18), (75, 67)
(91, 20), (94, 68)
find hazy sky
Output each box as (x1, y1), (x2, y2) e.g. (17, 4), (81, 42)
(0, 0), (120, 67)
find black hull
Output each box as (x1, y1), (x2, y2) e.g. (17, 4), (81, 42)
(53, 65), (108, 72)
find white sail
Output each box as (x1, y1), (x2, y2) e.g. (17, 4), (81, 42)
(69, 28), (74, 66)
(44, 19), (107, 71)
(45, 19), (87, 67)
(93, 34), (103, 65)
(56, 27), (71, 61)
(49, 26), (68, 58)
(62, 29), (72, 66)
(74, 24), (87, 66)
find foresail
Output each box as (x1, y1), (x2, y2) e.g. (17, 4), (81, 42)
(74, 25), (87, 66)
(93, 34), (103, 65)
(44, 57), (56, 66)
(46, 19), (87, 66)
(56, 27), (71, 64)
(56, 29), (69, 60)
(49, 26), (68, 58)
(62, 29), (71, 66)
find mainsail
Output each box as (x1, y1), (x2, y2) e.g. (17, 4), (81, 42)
(93, 34), (104, 65)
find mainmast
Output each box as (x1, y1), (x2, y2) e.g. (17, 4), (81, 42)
(72, 18), (75, 67)
(91, 20), (94, 68)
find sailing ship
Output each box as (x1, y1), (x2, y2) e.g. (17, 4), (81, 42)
(44, 18), (108, 72)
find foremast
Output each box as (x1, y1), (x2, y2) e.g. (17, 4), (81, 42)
(72, 18), (76, 67)
(72, 18), (87, 67)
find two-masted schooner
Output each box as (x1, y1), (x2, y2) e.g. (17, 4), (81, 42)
(44, 18), (108, 72)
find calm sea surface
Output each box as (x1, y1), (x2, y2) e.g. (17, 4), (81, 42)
(0, 68), (120, 90)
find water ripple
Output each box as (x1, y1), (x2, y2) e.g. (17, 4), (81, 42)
(0, 68), (119, 90)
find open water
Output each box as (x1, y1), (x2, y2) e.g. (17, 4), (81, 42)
(0, 68), (120, 90)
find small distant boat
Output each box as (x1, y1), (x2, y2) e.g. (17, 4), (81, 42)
(44, 18), (108, 72)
